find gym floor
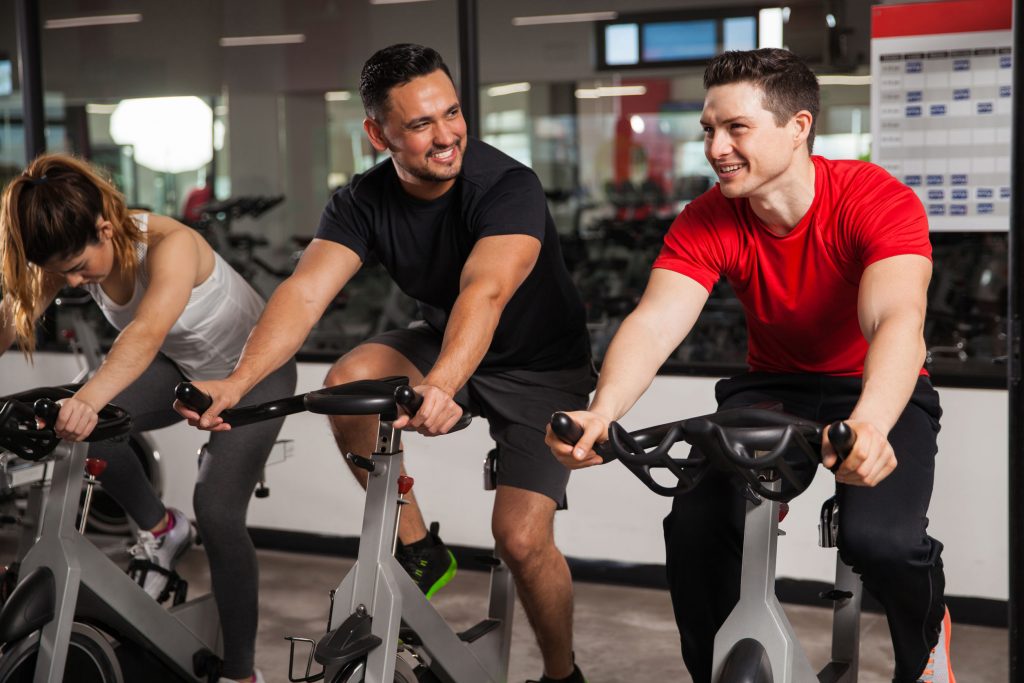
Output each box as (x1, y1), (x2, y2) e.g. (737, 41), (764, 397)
(0, 530), (1007, 681)
(172, 546), (1006, 682)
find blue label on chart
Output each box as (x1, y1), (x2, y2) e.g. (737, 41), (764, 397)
(977, 203), (994, 214)
(929, 104), (946, 116)
(906, 61), (923, 73)
(1000, 86), (1012, 98)
(1001, 187), (1011, 199)
(928, 190), (945, 200)
(977, 102), (993, 114)
(907, 91), (923, 102)
(977, 188), (993, 199)
(951, 174), (968, 185)
(904, 175), (922, 186)
(951, 189), (968, 200)
(1001, 56), (1012, 68)
(950, 205), (967, 216)
(953, 89), (970, 100)
(928, 204), (946, 216)
(953, 59), (970, 71)
(926, 175), (944, 186)
(906, 105), (922, 117)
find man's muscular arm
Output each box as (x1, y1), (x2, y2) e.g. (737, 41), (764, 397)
(823, 253), (931, 486)
(177, 239), (362, 430)
(544, 269), (709, 468)
(395, 233), (540, 435)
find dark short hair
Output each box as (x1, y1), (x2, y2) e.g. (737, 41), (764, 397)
(359, 43), (455, 120)
(703, 48), (820, 152)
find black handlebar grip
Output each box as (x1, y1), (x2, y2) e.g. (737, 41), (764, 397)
(827, 421), (856, 469)
(175, 382), (213, 414)
(33, 398), (62, 428)
(394, 385), (423, 416)
(551, 412), (585, 444)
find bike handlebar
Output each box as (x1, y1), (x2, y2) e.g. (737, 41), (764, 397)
(175, 378), (473, 433)
(0, 386), (133, 461)
(551, 409), (855, 502)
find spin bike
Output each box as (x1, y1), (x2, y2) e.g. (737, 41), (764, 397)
(551, 408), (860, 683)
(0, 386), (222, 682)
(176, 377), (515, 683)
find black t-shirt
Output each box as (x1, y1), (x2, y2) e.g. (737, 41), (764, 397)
(316, 138), (590, 372)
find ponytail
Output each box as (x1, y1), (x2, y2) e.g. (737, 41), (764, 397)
(0, 153), (144, 356)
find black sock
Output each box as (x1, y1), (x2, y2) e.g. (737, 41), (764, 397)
(543, 665), (583, 683)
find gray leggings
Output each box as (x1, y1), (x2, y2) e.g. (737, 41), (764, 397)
(91, 353), (297, 679)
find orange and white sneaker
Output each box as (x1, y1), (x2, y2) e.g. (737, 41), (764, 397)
(918, 607), (956, 682)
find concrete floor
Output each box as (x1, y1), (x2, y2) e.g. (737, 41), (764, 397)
(0, 528), (1008, 681)
(171, 546), (1007, 682)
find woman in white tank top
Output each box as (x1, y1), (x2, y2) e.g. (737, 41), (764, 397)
(0, 153), (294, 683)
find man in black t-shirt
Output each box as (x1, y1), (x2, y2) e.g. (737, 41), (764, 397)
(181, 44), (593, 683)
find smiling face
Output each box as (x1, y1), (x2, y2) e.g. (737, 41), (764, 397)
(364, 69), (468, 200)
(41, 220), (116, 287)
(701, 80), (812, 201)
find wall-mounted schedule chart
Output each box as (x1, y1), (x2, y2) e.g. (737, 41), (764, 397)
(871, 0), (1012, 231)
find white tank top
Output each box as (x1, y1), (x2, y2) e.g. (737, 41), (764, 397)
(84, 214), (264, 381)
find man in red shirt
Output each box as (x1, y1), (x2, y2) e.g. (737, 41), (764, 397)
(547, 49), (953, 682)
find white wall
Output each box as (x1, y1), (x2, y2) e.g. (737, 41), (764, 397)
(0, 352), (1009, 601)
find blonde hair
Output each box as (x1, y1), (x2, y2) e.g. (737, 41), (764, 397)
(0, 153), (144, 355)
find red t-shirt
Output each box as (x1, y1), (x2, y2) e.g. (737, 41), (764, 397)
(652, 156), (931, 376)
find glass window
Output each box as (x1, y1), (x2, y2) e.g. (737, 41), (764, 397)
(604, 24), (640, 66)
(723, 17), (758, 52)
(642, 21), (717, 62)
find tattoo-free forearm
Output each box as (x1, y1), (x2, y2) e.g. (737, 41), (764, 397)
(228, 279), (322, 393)
(425, 284), (502, 394)
(850, 315), (927, 434)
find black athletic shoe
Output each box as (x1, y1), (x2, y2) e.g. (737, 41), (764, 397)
(395, 527), (456, 600)
(527, 664), (587, 683)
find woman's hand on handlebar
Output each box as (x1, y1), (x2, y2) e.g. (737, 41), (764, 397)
(544, 410), (610, 469)
(173, 379), (243, 431)
(393, 384), (463, 436)
(49, 396), (100, 442)
(822, 420), (897, 487)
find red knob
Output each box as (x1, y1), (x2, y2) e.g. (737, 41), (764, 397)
(85, 458), (108, 477)
(778, 501), (790, 523)
(61, 329), (76, 341)
(397, 475), (414, 495)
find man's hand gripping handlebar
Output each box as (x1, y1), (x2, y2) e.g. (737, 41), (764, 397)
(550, 409), (857, 502)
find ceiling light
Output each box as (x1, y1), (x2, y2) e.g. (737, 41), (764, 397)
(574, 85), (647, 99)
(219, 34), (306, 47)
(325, 91), (353, 101)
(487, 82), (531, 97)
(818, 74), (871, 86)
(513, 11), (617, 27)
(110, 97), (213, 174)
(45, 13), (142, 29)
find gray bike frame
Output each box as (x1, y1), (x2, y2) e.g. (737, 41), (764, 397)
(10, 440), (221, 683)
(711, 479), (862, 683)
(324, 418), (515, 683)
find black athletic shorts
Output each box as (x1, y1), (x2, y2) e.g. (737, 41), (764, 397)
(367, 322), (596, 508)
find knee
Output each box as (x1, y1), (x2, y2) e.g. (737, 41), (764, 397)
(192, 487), (244, 536)
(324, 355), (372, 388)
(492, 523), (554, 572)
(839, 521), (921, 571)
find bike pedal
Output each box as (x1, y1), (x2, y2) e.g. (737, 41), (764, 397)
(473, 554), (502, 567)
(399, 626), (422, 646)
(818, 588), (854, 602)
